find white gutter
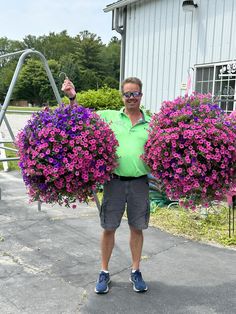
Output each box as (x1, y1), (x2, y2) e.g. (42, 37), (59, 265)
(103, 0), (141, 82)
(103, 0), (140, 12)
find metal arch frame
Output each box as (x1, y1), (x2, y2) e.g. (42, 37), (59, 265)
(0, 49), (62, 210)
(0, 49), (61, 127)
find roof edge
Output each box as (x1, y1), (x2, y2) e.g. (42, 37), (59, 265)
(103, 0), (140, 12)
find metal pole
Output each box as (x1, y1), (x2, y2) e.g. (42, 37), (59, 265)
(233, 206), (235, 234)
(114, 7), (126, 84)
(3, 115), (15, 141)
(0, 49), (32, 126)
(38, 201), (41, 212)
(0, 49), (62, 127)
(0, 146), (18, 152)
(0, 49), (62, 211)
(0, 50), (29, 59)
(233, 196), (235, 235)
(0, 157), (19, 161)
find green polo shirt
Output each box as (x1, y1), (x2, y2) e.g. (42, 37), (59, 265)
(97, 107), (151, 177)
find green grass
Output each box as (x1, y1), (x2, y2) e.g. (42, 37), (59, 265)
(150, 205), (236, 247)
(5, 106), (62, 115)
(0, 143), (19, 171)
(6, 106), (44, 113)
(94, 192), (236, 248)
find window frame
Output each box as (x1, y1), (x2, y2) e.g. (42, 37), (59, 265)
(195, 61), (236, 113)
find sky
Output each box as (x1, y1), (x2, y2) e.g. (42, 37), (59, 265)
(0, 0), (120, 44)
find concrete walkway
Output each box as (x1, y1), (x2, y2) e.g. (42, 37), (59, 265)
(0, 171), (236, 314)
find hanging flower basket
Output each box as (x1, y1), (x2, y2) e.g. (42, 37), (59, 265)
(16, 104), (119, 207)
(143, 93), (236, 209)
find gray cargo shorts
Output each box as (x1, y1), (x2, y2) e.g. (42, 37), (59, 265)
(100, 175), (150, 230)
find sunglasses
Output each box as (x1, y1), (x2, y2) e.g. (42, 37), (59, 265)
(123, 91), (142, 98)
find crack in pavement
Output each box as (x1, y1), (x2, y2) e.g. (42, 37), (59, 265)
(1, 251), (51, 275)
(0, 292), (24, 312)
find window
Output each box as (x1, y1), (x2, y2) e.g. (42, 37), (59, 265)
(195, 62), (236, 113)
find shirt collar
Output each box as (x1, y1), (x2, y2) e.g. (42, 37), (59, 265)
(119, 107), (151, 123)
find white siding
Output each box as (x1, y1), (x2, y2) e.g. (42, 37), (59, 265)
(122, 0), (236, 112)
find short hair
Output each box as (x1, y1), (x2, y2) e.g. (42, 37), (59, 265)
(121, 77), (143, 93)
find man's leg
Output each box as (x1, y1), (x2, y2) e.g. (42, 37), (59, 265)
(95, 178), (126, 294)
(99, 178), (126, 270)
(129, 225), (148, 292)
(127, 176), (149, 292)
(129, 225), (143, 270)
(101, 229), (116, 270)
(95, 229), (115, 294)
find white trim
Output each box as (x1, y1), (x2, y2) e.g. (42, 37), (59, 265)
(195, 60), (236, 68)
(104, 0), (140, 12)
(219, 74), (236, 77)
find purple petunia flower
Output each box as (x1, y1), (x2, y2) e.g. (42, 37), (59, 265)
(16, 104), (119, 207)
(142, 93), (236, 209)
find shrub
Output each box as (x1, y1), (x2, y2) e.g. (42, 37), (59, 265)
(62, 86), (123, 111)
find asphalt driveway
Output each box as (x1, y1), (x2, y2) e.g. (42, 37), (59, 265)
(0, 171), (236, 314)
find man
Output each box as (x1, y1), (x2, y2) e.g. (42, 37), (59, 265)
(63, 77), (150, 294)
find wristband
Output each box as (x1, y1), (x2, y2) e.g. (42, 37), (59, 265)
(69, 94), (76, 101)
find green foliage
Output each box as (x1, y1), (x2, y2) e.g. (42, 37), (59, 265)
(77, 86), (123, 110)
(0, 32), (120, 104)
(103, 76), (119, 89)
(59, 54), (80, 91)
(0, 60), (17, 101)
(100, 37), (120, 82)
(62, 86), (123, 110)
(14, 59), (61, 105)
(23, 31), (77, 60)
(75, 31), (104, 72)
(0, 143), (19, 171)
(0, 37), (23, 61)
(150, 205), (236, 247)
(78, 69), (103, 91)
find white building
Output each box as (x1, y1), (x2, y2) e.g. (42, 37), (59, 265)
(104, 0), (236, 113)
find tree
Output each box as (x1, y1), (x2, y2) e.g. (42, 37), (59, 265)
(100, 36), (120, 83)
(103, 76), (119, 89)
(0, 61), (17, 102)
(23, 31), (77, 61)
(14, 58), (61, 105)
(74, 31), (104, 73)
(0, 37), (23, 56)
(58, 54), (80, 92)
(78, 69), (102, 91)
(0, 37), (23, 67)
(22, 35), (42, 52)
(0, 31), (121, 102)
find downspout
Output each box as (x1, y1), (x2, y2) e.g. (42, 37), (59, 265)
(114, 7), (127, 84)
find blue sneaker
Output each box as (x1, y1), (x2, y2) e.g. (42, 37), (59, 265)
(95, 271), (111, 294)
(130, 270), (148, 292)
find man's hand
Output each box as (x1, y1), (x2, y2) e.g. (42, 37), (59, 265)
(61, 79), (76, 98)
